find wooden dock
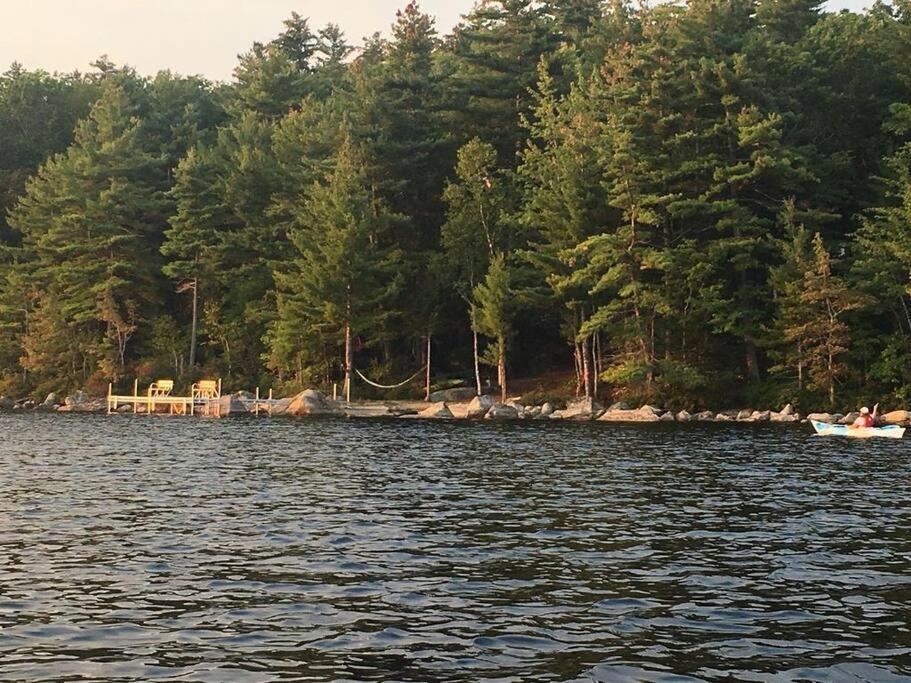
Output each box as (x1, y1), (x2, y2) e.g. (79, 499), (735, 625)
(107, 379), (281, 417)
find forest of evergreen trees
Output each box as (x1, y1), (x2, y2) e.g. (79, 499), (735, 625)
(1, 0), (910, 410)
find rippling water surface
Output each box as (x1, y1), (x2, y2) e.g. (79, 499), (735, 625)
(2, 414), (911, 682)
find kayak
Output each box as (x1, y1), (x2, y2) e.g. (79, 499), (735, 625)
(811, 420), (905, 439)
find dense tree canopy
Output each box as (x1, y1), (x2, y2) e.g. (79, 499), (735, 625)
(2, 0), (910, 411)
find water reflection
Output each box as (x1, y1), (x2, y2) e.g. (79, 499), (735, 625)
(1, 414), (910, 681)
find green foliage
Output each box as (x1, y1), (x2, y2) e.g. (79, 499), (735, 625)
(1, 3), (911, 408)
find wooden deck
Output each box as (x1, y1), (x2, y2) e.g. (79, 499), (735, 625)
(106, 379), (279, 417)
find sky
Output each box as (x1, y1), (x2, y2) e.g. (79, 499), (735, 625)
(0, 0), (875, 82)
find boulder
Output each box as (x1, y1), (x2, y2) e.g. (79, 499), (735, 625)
(506, 400), (526, 418)
(116, 404), (132, 413)
(736, 409), (753, 421)
(609, 401), (632, 411)
(659, 411), (676, 422)
(524, 406), (542, 419)
(539, 402), (555, 418)
(283, 389), (340, 416)
(419, 402), (454, 419)
(839, 412), (860, 425)
(780, 403), (795, 416)
(466, 394), (495, 419)
(770, 412), (800, 423)
(883, 410), (911, 426)
(750, 410), (771, 423)
(715, 413), (732, 422)
(0, 396), (13, 411)
(59, 396), (105, 413)
(486, 403), (519, 420)
(676, 410), (692, 422)
(640, 405), (664, 417)
(212, 394), (249, 417)
(553, 397), (604, 421)
(806, 412), (837, 424)
(41, 392), (60, 408)
(428, 387), (476, 403)
(599, 406), (661, 422)
(693, 411), (715, 422)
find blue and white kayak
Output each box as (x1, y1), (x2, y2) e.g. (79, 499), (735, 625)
(811, 420), (905, 439)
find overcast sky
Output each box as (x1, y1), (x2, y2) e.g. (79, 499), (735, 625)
(0, 0), (874, 81)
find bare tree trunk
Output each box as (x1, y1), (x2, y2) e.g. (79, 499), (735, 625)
(345, 322), (353, 404)
(473, 330), (482, 396)
(498, 335), (507, 403)
(745, 337), (761, 383)
(189, 277), (198, 371)
(574, 343), (583, 397)
(425, 332), (432, 401)
(582, 335), (594, 399)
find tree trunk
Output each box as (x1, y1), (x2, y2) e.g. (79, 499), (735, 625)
(345, 322), (353, 404)
(473, 329), (482, 396)
(581, 335), (594, 399)
(189, 277), (198, 371)
(425, 332), (432, 402)
(745, 336), (760, 382)
(498, 335), (507, 403)
(574, 343), (583, 397)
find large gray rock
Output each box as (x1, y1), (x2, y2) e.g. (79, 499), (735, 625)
(524, 405), (542, 419)
(780, 403), (796, 416)
(428, 387), (476, 403)
(59, 391), (105, 413)
(676, 410), (692, 422)
(599, 406), (662, 422)
(466, 394), (495, 419)
(539, 402), (555, 418)
(659, 411), (676, 422)
(640, 405), (664, 417)
(282, 389), (340, 416)
(693, 411), (715, 422)
(715, 413), (733, 422)
(553, 397), (604, 421)
(770, 412), (800, 423)
(42, 392), (59, 407)
(750, 410), (771, 423)
(736, 409), (753, 421)
(486, 403), (519, 420)
(806, 412), (837, 424)
(212, 394), (249, 416)
(420, 402), (454, 419)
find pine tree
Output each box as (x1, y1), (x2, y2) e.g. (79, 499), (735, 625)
(7, 84), (168, 388)
(785, 233), (862, 406)
(442, 138), (517, 395)
(271, 139), (402, 397)
(472, 254), (514, 401)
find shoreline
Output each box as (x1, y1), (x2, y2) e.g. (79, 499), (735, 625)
(5, 389), (909, 427)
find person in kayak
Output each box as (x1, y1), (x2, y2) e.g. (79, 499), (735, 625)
(852, 403), (879, 428)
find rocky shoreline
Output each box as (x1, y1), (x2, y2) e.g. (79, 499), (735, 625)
(5, 387), (911, 427)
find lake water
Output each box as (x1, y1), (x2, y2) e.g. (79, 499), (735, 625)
(1, 414), (910, 682)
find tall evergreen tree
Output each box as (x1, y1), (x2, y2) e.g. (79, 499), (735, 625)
(7, 84), (168, 389)
(270, 139), (402, 396)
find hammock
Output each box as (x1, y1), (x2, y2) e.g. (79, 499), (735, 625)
(355, 366), (426, 390)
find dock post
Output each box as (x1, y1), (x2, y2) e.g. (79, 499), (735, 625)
(133, 379), (139, 414)
(269, 388), (273, 416)
(107, 383), (112, 415)
(333, 383), (337, 401)
(255, 387), (260, 416)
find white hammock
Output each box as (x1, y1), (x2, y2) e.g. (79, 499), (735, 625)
(355, 366), (426, 390)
